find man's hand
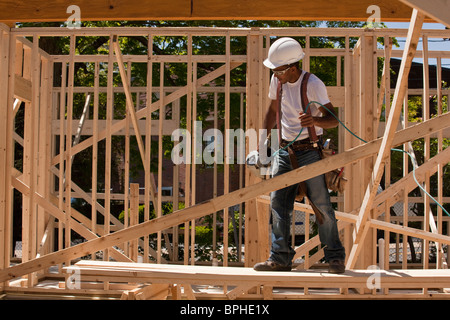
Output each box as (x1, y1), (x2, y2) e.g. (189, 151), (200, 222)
(298, 112), (315, 127)
(298, 103), (339, 129)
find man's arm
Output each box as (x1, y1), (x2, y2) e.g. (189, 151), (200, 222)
(258, 99), (278, 151)
(298, 102), (338, 129)
(263, 99), (278, 132)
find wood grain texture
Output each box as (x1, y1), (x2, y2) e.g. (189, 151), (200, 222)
(0, 0), (436, 22)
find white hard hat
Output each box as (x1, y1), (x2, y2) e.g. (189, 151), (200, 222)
(263, 37), (305, 69)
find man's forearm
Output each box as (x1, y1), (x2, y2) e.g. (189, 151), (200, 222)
(312, 114), (338, 129)
(263, 111), (277, 132)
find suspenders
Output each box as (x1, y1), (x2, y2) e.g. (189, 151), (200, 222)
(276, 71), (319, 147)
(275, 72), (324, 225)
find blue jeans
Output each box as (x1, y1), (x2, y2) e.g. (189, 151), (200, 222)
(269, 148), (345, 266)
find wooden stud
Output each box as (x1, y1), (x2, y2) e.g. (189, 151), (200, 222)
(422, 34), (430, 270)
(144, 34), (153, 263)
(36, 55), (52, 267)
(103, 35), (113, 262)
(0, 28), (12, 287)
(129, 184), (139, 262)
(244, 31), (262, 268)
(436, 57), (446, 269)
(189, 60), (196, 265)
(223, 32), (231, 267)
(212, 92), (218, 261)
(123, 65), (131, 258)
(57, 59), (67, 271)
(158, 61), (164, 264)
(65, 35), (76, 266)
(183, 35), (193, 266)
(256, 201), (270, 263)
(91, 61), (99, 258)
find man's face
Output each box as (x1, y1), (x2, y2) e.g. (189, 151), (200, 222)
(273, 64), (297, 84)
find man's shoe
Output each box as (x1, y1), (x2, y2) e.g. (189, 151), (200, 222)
(328, 260), (345, 274)
(253, 260), (291, 271)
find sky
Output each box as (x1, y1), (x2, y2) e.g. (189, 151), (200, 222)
(384, 22), (450, 67)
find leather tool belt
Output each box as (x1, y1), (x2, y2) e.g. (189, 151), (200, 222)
(280, 137), (321, 152)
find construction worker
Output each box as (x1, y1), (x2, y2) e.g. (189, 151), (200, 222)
(253, 37), (346, 273)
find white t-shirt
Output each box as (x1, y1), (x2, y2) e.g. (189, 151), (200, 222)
(268, 71), (331, 141)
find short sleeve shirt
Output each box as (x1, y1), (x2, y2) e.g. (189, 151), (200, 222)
(268, 71), (330, 141)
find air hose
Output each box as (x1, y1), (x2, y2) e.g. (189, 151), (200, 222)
(271, 100), (450, 217)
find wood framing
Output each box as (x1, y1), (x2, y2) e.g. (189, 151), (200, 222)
(2, 108), (450, 283)
(347, 8), (426, 269)
(0, 21), (450, 299)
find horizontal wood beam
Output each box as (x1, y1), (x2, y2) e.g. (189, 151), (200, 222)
(52, 119), (178, 136)
(0, 0), (438, 23)
(370, 219), (450, 246)
(14, 75), (31, 102)
(66, 260), (450, 290)
(192, 0), (422, 22)
(0, 0), (191, 23)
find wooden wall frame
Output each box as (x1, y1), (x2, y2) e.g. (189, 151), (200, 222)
(1, 2), (450, 298)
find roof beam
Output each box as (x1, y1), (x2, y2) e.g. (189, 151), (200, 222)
(0, 0), (437, 23)
(0, 0), (191, 23)
(192, 0), (419, 22)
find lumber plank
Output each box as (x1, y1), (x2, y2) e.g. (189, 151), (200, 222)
(0, 0), (191, 23)
(64, 35), (75, 266)
(62, 261), (450, 292)
(0, 0), (425, 23)
(192, 0), (417, 22)
(103, 36), (114, 263)
(0, 27), (12, 285)
(369, 219), (450, 246)
(14, 74), (31, 102)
